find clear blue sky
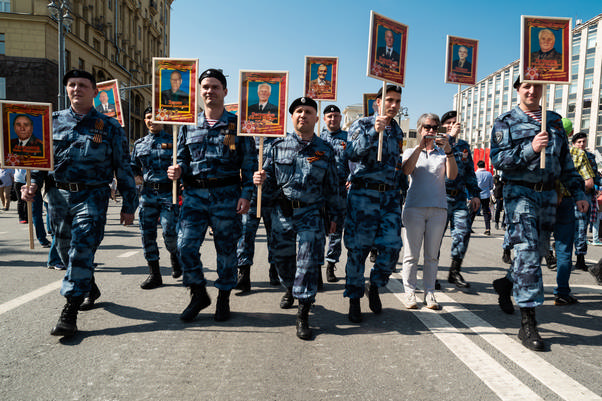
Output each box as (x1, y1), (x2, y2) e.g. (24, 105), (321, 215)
(169, 0), (600, 127)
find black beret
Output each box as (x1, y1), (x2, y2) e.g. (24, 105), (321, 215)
(323, 105), (340, 114)
(63, 69), (96, 87)
(289, 97), (317, 114)
(572, 132), (587, 143)
(199, 68), (227, 89)
(143, 106), (153, 117)
(513, 76), (521, 89)
(376, 84), (402, 98)
(440, 110), (457, 124)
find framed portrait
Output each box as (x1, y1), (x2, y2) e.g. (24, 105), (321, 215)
(304, 56), (338, 101)
(366, 11), (408, 86)
(225, 103), (238, 115)
(94, 79), (124, 127)
(0, 101), (53, 170)
(445, 36), (479, 85)
(152, 58), (198, 125)
(238, 70), (288, 137)
(520, 16), (571, 84)
(363, 93), (378, 117)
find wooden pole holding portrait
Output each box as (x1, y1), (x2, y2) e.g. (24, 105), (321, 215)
(0, 101), (54, 250)
(519, 16), (572, 169)
(366, 11), (407, 162)
(151, 58), (199, 204)
(238, 70), (289, 218)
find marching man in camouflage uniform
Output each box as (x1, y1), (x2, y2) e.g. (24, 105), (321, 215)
(130, 106), (181, 289)
(22, 69), (139, 336)
(490, 77), (588, 351)
(253, 97), (343, 340)
(320, 104), (349, 284)
(439, 110), (480, 289)
(167, 69), (256, 323)
(343, 84), (404, 323)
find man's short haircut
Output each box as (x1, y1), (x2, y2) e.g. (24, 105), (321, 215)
(440, 110), (457, 125)
(170, 70), (182, 79)
(257, 82), (271, 92)
(376, 84), (402, 98)
(513, 76), (522, 89)
(458, 46), (468, 53)
(416, 113), (440, 132)
(477, 160), (485, 168)
(538, 28), (555, 40)
(13, 114), (34, 127)
(572, 132), (587, 143)
(143, 106), (153, 117)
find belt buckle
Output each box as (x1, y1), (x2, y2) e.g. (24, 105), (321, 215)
(197, 179), (207, 188)
(378, 183), (387, 192)
(291, 200), (301, 208)
(151, 182), (161, 190)
(68, 183), (80, 192)
(534, 182), (544, 192)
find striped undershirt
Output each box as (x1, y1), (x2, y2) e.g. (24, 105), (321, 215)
(524, 109), (542, 123)
(206, 118), (218, 127)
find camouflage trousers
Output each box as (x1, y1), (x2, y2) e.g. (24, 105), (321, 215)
(270, 204), (325, 303)
(445, 198), (473, 261)
(138, 189), (179, 262)
(504, 185), (557, 308)
(47, 186), (109, 298)
(237, 196), (273, 267)
(344, 188), (402, 299)
(178, 185), (241, 291)
(573, 205), (589, 256)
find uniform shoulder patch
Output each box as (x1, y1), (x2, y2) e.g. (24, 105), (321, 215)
(493, 131), (503, 144)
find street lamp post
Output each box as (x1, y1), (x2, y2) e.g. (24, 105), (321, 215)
(48, 1), (73, 110)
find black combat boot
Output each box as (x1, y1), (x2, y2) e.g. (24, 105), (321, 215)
(367, 282), (382, 314)
(348, 298), (362, 323)
(317, 267), (324, 291)
(326, 261), (338, 282)
(545, 250), (557, 270)
(180, 284), (211, 322)
(51, 296), (84, 336)
(79, 278), (101, 311)
(502, 248), (511, 264)
(140, 260), (163, 289)
(234, 264), (251, 294)
(170, 252), (182, 279)
(269, 264), (280, 286)
(296, 302), (312, 340)
(575, 254), (587, 271)
(448, 258), (470, 288)
(280, 287), (294, 309)
(492, 277), (514, 314)
(214, 289), (231, 322)
(518, 307), (545, 351)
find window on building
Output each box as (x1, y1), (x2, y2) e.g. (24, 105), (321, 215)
(555, 86), (563, 102)
(581, 117), (590, 133)
(569, 82), (578, 95)
(0, 77), (5, 99)
(65, 50), (71, 71)
(0, 33), (4, 55)
(568, 104), (576, 113)
(93, 38), (100, 51)
(587, 27), (597, 49)
(585, 53), (595, 70)
(78, 58), (85, 70)
(108, 0), (112, 10)
(583, 98), (592, 110)
(0, 0), (10, 12)
(584, 73), (594, 90)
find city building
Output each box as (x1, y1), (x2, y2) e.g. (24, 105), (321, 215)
(0, 0), (174, 144)
(455, 13), (602, 154)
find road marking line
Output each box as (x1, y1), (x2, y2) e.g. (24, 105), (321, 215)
(434, 291), (602, 401)
(0, 280), (61, 316)
(118, 250), (139, 258)
(386, 278), (543, 401)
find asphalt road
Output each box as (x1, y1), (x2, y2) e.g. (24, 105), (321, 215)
(1, 201), (601, 401)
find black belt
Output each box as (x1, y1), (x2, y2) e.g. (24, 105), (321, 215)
(446, 189), (460, 197)
(185, 175), (240, 189)
(507, 180), (555, 192)
(144, 181), (172, 192)
(352, 179), (395, 192)
(279, 198), (314, 209)
(55, 182), (107, 192)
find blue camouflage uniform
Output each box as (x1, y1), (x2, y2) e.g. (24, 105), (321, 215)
(443, 136), (480, 261)
(177, 110), (256, 290)
(237, 137), (275, 268)
(320, 126), (349, 264)
(574, 150), (599, 256)
(262, 132), (344, 303)
(490, 106), (586, 308)
(344, 115), (404, 299)
(131, 129), (179, 262)
(32, 108), (138, 298)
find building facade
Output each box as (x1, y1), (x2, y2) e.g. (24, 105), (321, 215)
(0, 0), (173, 144)
(455, 13), (602, 154)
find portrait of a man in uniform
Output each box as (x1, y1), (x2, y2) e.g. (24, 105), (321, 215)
(10, 114), (43, 157)
(376, 28), (400, 72)
(451, 46), (473, 76)
(248, 82), (278, 123)
(530, 28), (562, 70)
(161, 70), (189, 109)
